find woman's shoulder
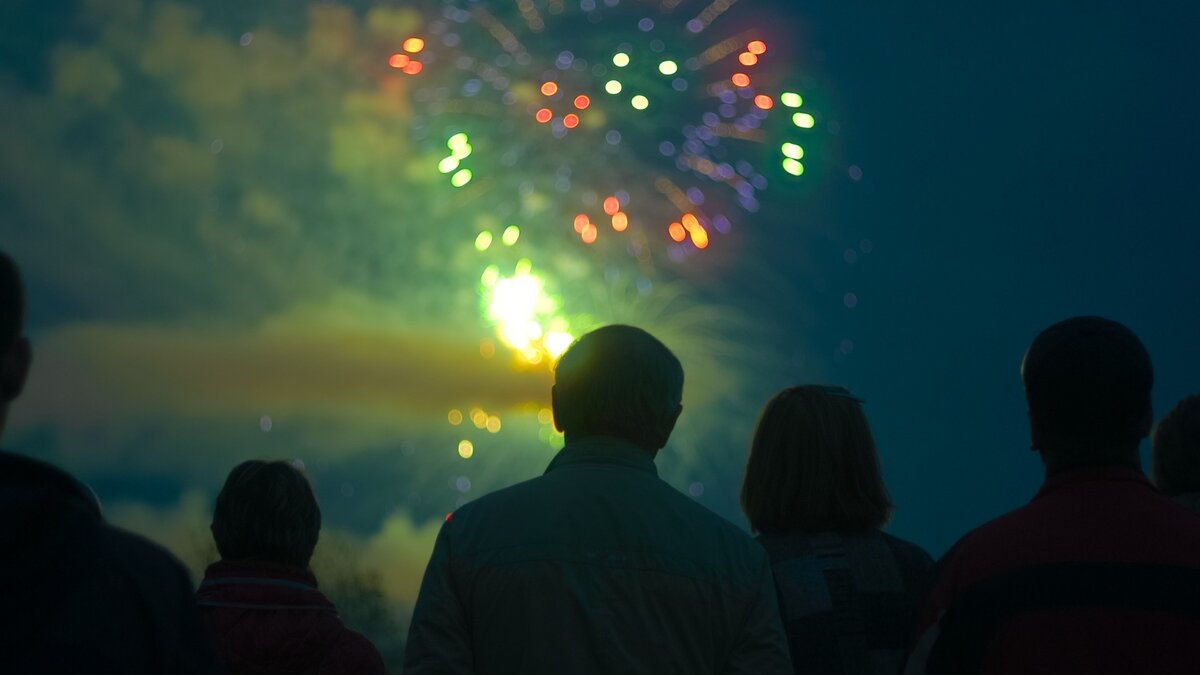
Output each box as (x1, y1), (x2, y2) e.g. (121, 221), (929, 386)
(878, 530), (936, 572)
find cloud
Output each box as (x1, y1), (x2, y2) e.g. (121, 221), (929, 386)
(13, 295), (553, 431)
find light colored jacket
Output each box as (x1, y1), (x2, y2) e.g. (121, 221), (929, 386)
(404, 436), (793, 674)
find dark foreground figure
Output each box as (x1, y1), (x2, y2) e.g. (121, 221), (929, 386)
(197, 459), (385, 674)
(0, 250), (219, 674)
(405, 325), (793, 674)
(743, 385), (934, 675)
(907, 317), (1200, 675)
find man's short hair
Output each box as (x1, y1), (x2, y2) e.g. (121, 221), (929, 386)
(211, 460), (321, 568)
(1022, 316), (1153, 455)
(0, 250), (24, 348)
(1153, 395), (1200, 496)
(741, 385), (893, 533)
(553, 325), (683, 446)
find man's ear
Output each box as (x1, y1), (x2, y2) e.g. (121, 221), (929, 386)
(550, 385), (564, 433)
(1134, 403), (1153, 441)
(1027, 406), (1042, 453)
(652, 405), (683, 451)
(1, 337), (31, 401)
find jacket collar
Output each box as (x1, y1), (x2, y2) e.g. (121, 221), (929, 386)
(201, 559), (320, 588)
(1035, 464), (1152, 501)
(197, 560), (336, 612)
(544, 436), (659, 477)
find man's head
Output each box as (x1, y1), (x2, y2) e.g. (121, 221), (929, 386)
(211, 460), (322, 569)
(0, 250), (32, 438)
(1152, 395), (1200, 496)
(1022, 316), (1153, 471)
(551, 325), (684, 453)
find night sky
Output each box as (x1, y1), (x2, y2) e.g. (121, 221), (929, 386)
(1, 2), (1198, 659)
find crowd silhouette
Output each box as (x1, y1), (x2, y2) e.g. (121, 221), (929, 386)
(3, 245), (1200, 674)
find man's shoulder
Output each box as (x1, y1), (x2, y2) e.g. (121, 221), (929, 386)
(98, 524), (193, 580)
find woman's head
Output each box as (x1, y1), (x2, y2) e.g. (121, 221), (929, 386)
(741, 385), (892, 534)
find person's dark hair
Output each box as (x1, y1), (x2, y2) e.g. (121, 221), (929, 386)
(552, 325), (683, 449)
(211, 460), (321, 568)
(0, 250), (23, 348)
(741, 385), (893, 534)
(1021, 316), (1153, 464)
(1153, 395), (1200, 496)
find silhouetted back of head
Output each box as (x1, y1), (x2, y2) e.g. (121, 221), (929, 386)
(1153, 395), (1200, 496)
(211, 460), (321, 569)
(741, 385), (892, 533)
(0, 250), (23, 349)
(553, 325), (683, 450)
(1022, 316), (1153, 464)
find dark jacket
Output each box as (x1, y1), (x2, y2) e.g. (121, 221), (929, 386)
(0, 449), (220, 674)
(405, 436), (793, 675)
(907, 466), (1200, 675)
(759, 530), (934, 675)
(196, 560), (385, 675)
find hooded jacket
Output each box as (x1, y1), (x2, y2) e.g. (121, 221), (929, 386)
(0, 449), (220, 674)
(196, 559), (385, 675)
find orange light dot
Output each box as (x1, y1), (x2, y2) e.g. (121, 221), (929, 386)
(563, 113), (580, 129)
(574, 213), (589, 233)
(668, 222), (686, 242)
(573, 95), (591, 110)
(738, 52), (758, 67)
(731, 73), (751, 88)
(388, 53), (411, 69)
(747, 40), (767, 55)
(691, 228), (710, 249)
(403, 37), (426, 54)
(681, 213), (701, 230)
(612, 212), (629, 232)
(581, 223), (598, 244)
(402, 61), (423, 75)
(603, 196), (620, 216)
(535, 108), (553, 124)
(541, 81), (559, 96)
(754, 94), (774, 110)
(480, 340), (496, 358)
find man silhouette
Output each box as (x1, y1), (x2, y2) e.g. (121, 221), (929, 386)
(0, 249), (219, 673)
(405, 325), (792, 674)
(907, 316), (1200, 675)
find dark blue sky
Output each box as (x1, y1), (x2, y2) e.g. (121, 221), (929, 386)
(765, 2), (1200, 553)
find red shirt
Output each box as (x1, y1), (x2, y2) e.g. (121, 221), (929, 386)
(196, 560), (385, 675)
(909, 466), (1200, 675)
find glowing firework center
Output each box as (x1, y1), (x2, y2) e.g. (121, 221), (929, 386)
(481, 261), (575, 365)
(397, 0), (828, 367)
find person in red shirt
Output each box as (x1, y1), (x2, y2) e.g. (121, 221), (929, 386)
(197, 460), (385, 675)
(906, 316), (1200, 675)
